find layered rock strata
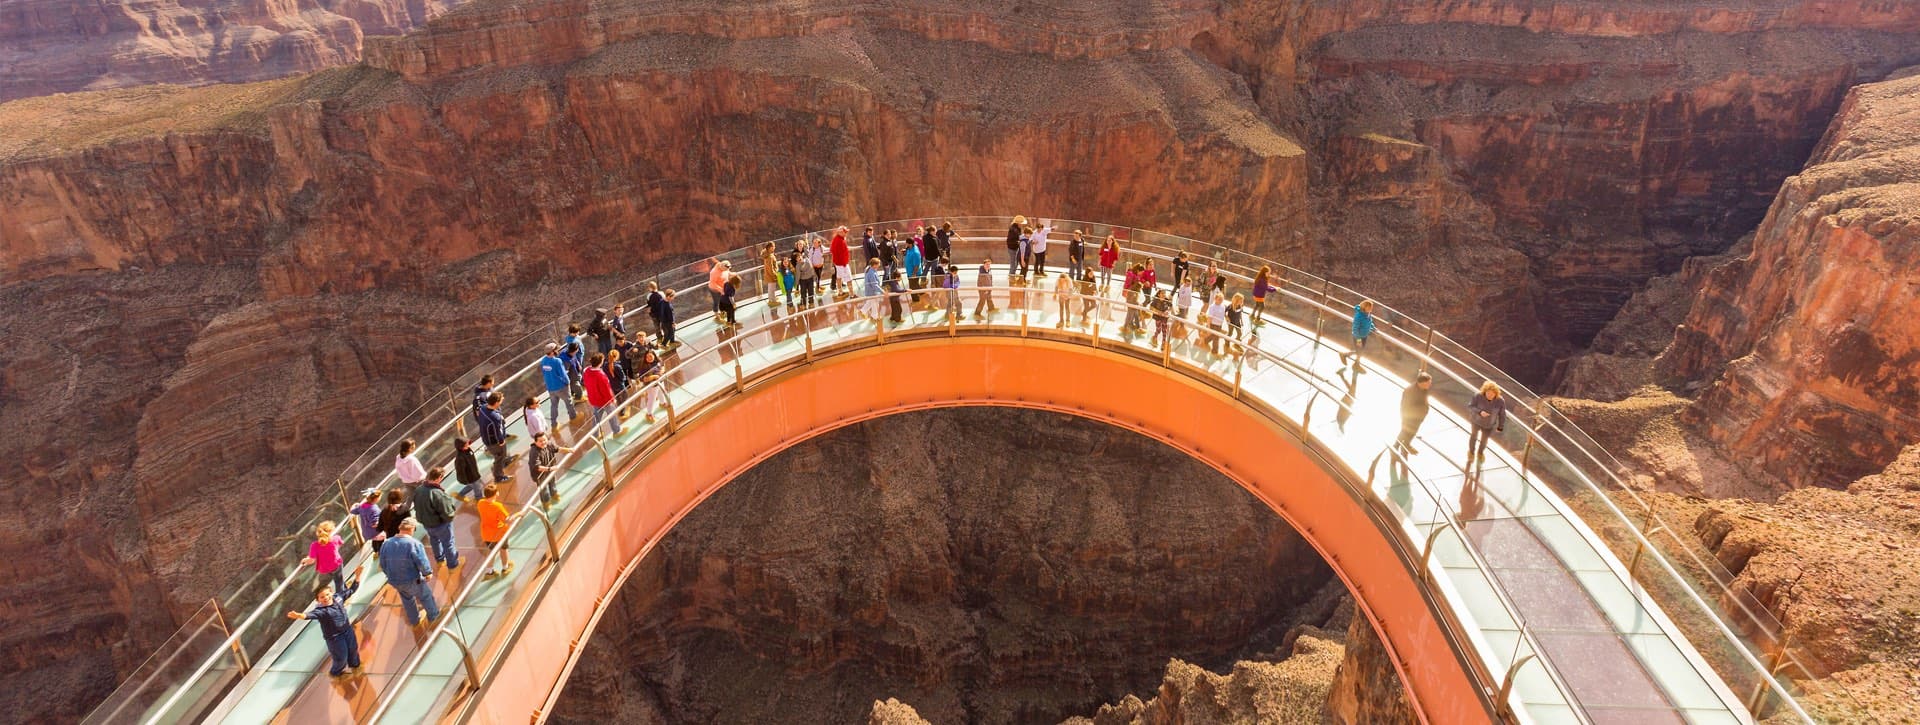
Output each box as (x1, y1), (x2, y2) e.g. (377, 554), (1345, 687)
(1658, 67), (1920, 491)
(548, 408), (1348, 724)
(0, 0), (462, 101)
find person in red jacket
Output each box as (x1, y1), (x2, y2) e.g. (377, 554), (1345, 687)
(829, 225), (852, 298)
(582, 353), (622, 437)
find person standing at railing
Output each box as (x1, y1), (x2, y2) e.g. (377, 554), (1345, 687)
(859, 258), (885, 321)
(878, 228), (899, 276)
(861, 227), (880, 267)
(807, 235), (827, 299)
(1005, 216), (1026, 277)
(941, 257), (962, 321)
(284, 579), (361, 679)
(780, 258), (796, 308)
(791, 242), (817, 307)
(1171, 251), (1190, 290)
(300, 521), (351, 594)
(526, 431), (576, 509)
(1077, 267), (1098, 324)
(761, 243), (783, 307)
(1226, 293), (1248, 354)
(973, 259), (997, 319)
(539, 343), (577, 424)
(904, 237), (924, 305)
(1098, 234), (1120, 292)
(937, 222), (955, 258)
(1017, 223), (1034, 278)
(1466, 381), (1507, 475)
(920, 227), (940, 276)
(1205, 291), (1228, 356)
(883, 267), (908, 325)
(649, 287), (679, 348)
(470, 375), (496, 430)
(373, 488), (411, 553)
(414, 466), (462, 570)
(610, 303), (628, 341)
(1251, 266), (1275, 329)
(453, 437), (483, 500)
(351, 489), (381, 548)
(1067, 229), (1086, 279)
(831, 226), (853, 298)
(1150, 289), (1172, 347)
(587, 309), (614, 356)
(1122, 263), (1145, 333)
(479, 391), (513, 484)
(1339, 299), (1380, 373)
(604, 350), (630, 421)
(380, 519), (440, 627)
(583, 352), (623, 437)
(1053, 270), (1073, 327)
(1397, 372), (1433, 457)
(477, 484), (521, 578)
(394, 439), (427, 490)
(562, 326), (587, 402)
(1031, 222), (1051, 278)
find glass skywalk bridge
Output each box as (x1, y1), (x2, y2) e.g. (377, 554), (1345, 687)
(85, 218), (1837, 724)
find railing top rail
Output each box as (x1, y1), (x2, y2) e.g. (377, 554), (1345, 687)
(93, 216), (1819, 725)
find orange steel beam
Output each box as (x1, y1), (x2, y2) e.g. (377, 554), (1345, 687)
(474, 338), (1492, 725)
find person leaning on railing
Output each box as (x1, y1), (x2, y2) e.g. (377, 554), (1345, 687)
(478, 392), (513, 484)
(284, 579), (361, 679)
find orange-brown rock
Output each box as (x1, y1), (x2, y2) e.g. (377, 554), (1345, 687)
(550, 409), (1341, 725)
(1638, 445), (1920, 722)
(0, 0), (462, 102)
(1659, 67), (1920, 490)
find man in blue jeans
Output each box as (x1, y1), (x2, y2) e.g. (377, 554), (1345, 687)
(380, 519), (440, 626)
(285, 580), (361, 677)
(538, 343), (575, 423)
(411, 466), (461, 569)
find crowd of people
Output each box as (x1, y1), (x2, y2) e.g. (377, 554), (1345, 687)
(284, 218), (1517, 684)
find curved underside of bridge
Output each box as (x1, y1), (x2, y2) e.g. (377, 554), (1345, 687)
(475, 337), (1492, 725)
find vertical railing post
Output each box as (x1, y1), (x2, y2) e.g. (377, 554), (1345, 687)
(1420, 327), (1435, 374)
(526, 506), (562, 564)
(1232, 354), (1244, 398)
(663, 397), (677, 434)
(590, 437), (615, 495)
(1312, 279), (1330, 348)
(1021, 307), (1029, 337)
(209, 599), (251, 674)
(442, 630), (483, 690)
(1494, 653), (1537, 721)
(334, 478), (363, 547)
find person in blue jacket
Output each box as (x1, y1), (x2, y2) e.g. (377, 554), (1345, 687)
(538, 343), (575, 424)
(379, 519), (440, 627)
(1340, 299), (1381, 371)
(562, 323), (586, 401)
(286, 580), (361, 677)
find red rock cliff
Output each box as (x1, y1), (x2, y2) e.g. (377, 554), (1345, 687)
(1659, 67), (1920, 490)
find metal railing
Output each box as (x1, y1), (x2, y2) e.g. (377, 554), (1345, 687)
(84, 217), (1834, 724)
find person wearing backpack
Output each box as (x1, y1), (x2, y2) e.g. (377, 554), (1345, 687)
(562, 325), (587, 401)
(587, 309), (614, 355)
(412, 466), (461, 569)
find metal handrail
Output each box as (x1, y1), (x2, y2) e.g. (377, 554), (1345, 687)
(94, 217), (1817, 724)
(363, 430), (610, 723)
(378, 284), (1594, 723)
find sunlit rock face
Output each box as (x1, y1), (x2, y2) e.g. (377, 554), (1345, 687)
(1659, 67), (1920, 492)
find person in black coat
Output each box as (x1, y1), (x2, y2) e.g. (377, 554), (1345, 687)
(1397, 373), (1432, 456)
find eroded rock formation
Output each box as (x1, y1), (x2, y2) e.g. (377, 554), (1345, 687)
(1658, 67), (1920, 491)
(547, 408), (1345, 724)
(0, 0), (462, 101)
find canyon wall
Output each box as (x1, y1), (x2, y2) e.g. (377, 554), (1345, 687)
(3, 0), (1920, 720)
(0, 0), (462, 102)
(547, 408), (1347, 724)
(1658, 67), (1920, 491)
